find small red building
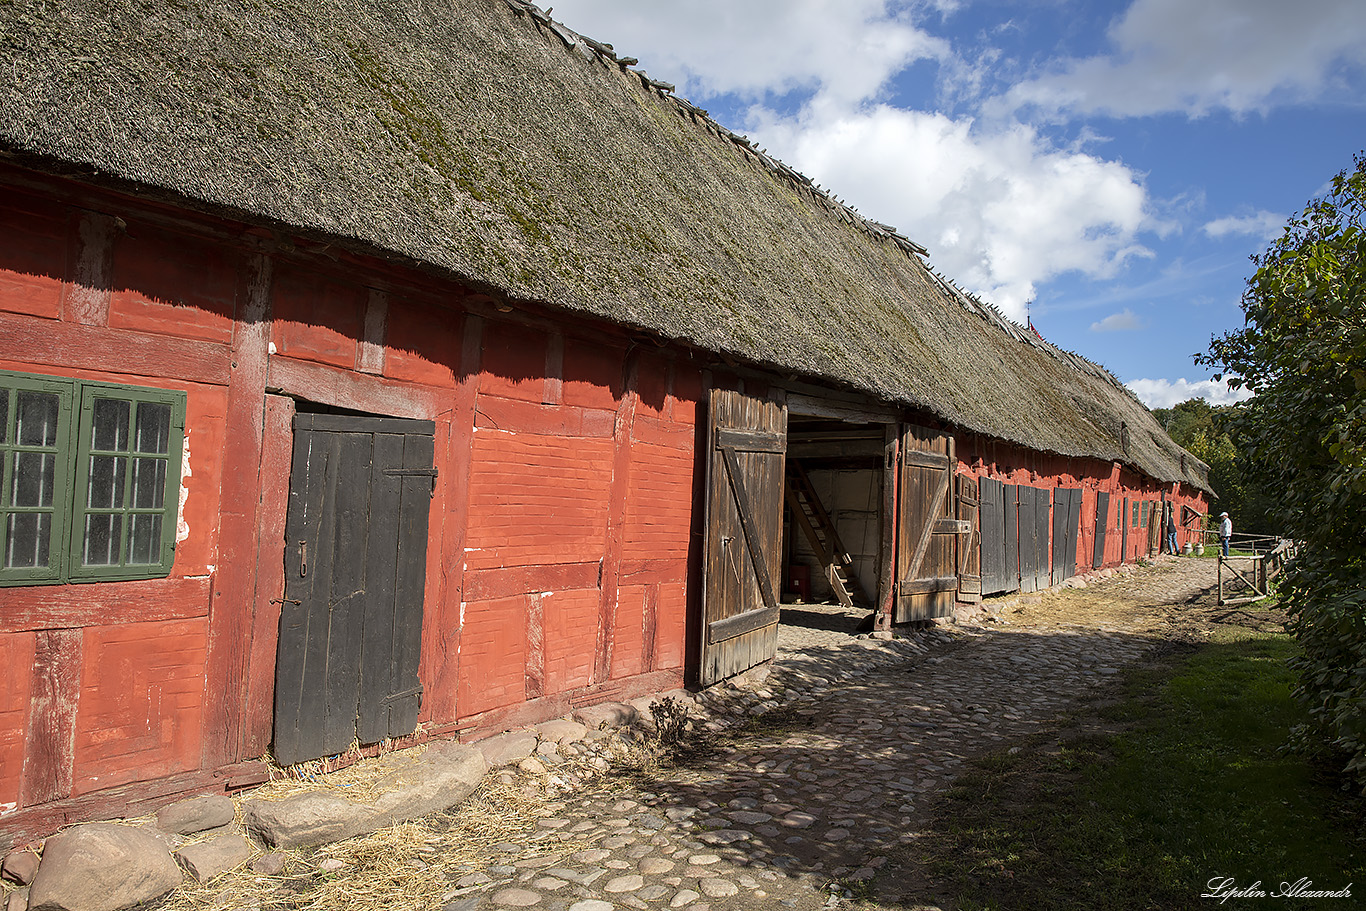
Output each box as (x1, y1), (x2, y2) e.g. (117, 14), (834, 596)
(0, 0), (1208, 845)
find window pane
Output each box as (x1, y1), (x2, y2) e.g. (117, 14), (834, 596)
(131, 457), (166, 509)
(83, 513), (122, 565)
(134, 403), (172, 454)
(5, 513), (51, 568)
(12, 451), (56, 507)
(0, 389), (8, 445)
(128, 514), (162, 564)
(87, 455), (127, 509)
(92, 398), (130, 451)
(16, 391), (59, 447)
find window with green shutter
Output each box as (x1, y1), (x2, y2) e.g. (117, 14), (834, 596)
(0, 370), (185, 586)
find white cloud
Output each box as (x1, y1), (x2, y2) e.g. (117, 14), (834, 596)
(550, 2), (1160, 321)
(1203, 210), (1286, 242)
(1090, 308), (1143, 332)
(1003, 0), (1366, 118)
(548, 0), (949, 109)
(1128, 377), (1255, 408)
(756, 107), (1154, 320)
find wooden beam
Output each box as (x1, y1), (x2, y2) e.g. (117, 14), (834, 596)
(421, 314), (483, 725)
(0, 312), (231, 386)
(19, 629), (82, 807)
(61, 208), (118, 327)
(875, 424), (898, 631)
(241, 394), (294, 758)
(595, 352), (640, 684)
(0, 577), (210, 633)
(715, 428), (785, 453)
(463, 561), (602, 601)
(200, 251), (271, 770)
(267, 356), (445, 421)
(356, 288), (388, 375)
(784, 392), (900, 424)
(707, 606), (780, 644)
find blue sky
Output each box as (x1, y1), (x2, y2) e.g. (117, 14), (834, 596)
(548, 0), (1366, 408)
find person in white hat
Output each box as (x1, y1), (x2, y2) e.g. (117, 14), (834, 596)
(1219, 511), (1232, 557)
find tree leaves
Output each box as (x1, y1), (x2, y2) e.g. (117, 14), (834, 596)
(1200, 152), (1366, 794)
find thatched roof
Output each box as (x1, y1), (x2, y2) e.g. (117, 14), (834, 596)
(0, 0), (1208, 490)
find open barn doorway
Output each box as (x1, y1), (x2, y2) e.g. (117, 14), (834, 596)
(779, 403), (898, 646)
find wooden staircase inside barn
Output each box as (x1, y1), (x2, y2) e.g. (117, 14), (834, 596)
(785, 462), (870, 608)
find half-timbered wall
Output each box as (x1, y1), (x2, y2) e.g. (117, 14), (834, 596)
(0, 167), (700, 843)
(0, 164), (1208, 845)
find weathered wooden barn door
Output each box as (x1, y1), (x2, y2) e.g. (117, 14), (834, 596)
(700, 388), (787, 686)
(895, 424), (964, 621)
(273, 413), (435, 766)
(1004, 483), (1019, 593)
(1092, 491), (1110, 568)
(957, 475), (981, 602)
(1018, 486), (1051, 593)
(1051, 488), (1082, 584)
(978, 477), (1015, 595)
(1121, 498), (1130, 561)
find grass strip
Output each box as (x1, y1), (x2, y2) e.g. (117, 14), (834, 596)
(922, 629), (1364, 911)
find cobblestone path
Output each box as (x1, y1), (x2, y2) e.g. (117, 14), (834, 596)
(431, 556), (1218, 911)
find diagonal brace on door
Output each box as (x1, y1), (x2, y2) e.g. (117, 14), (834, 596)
(903, 465), (953, 584)
(718, 444), (778, 611)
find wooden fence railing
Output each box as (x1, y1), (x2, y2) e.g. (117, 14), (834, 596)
(1218, 539), (1297, 606)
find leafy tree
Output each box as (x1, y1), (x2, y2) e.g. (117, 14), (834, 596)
(1201, 153), (1366, 790)
(1150, 398), (1272, 534)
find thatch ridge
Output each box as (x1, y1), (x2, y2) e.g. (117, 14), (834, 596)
(0, 0), (1208, 490)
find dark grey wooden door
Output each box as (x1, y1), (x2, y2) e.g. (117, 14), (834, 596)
(1092, 491), (1110, 568)
(1017, 486), (1052, 593)
(978, 477), (1016, 595)
(700, 388), (786, 686)
(1121, 498), (1130, 561)
(1051, 488), (1082, 584)
(273, 412), (435, 766)
(1004, 483), (1019, 593)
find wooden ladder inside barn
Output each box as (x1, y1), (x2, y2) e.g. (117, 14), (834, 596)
(785, 462), (870, 608)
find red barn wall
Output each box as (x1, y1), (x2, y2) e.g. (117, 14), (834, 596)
(0, 164), (1203, 844)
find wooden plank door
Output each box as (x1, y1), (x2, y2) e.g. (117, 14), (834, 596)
(1029, 487), (1051, 591)
(1092, 491), (1110, 569)
(1018, 486), (1038, 593)
(895, 424), (964, 622)
(273, 412), (435, 766)
(1050, 489), (1068, 584)
(1062, 488), (1082, 579)
(1121, 498), (1129, 561)
(700, 388), (786, 686)
(957, 474), (981, 602)
(978, 477), (1009, 595)
(1004, 483), (1019, 594)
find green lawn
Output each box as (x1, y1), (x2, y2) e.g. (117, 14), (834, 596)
(920, 626), (1364, 910)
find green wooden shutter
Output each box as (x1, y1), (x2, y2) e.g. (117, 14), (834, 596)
(68, 384), (185, 581)
(0, 374), (75, 585)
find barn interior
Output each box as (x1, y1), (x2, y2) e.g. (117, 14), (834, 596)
(780, 417), (891, 634)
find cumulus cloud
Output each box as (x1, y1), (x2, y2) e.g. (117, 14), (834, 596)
(548, 0), (949, 108)
(1003, 0), (1366, 118)
(1090, 308), (1143, 332)
(1203, 210), (1286, 242)
(550, 1), (1159, 321)
(1128, 377), (1255, 409)
(755, 107), (1153, 319)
